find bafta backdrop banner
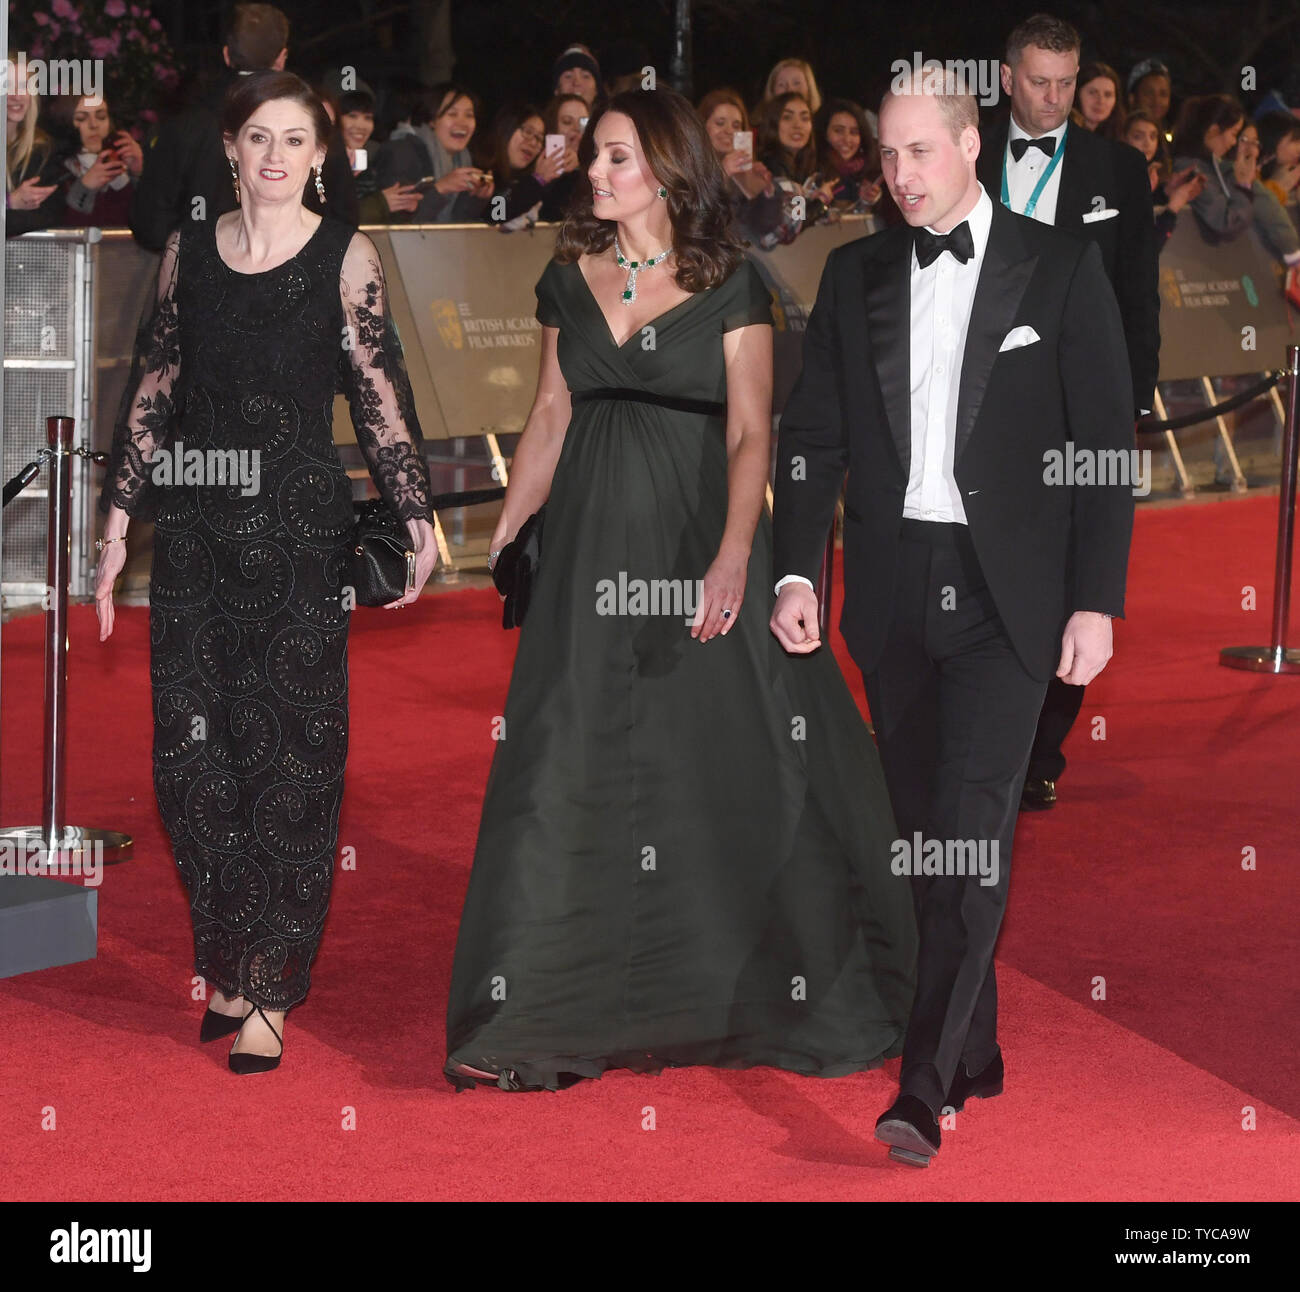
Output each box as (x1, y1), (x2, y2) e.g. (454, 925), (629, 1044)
(1156, 219), (1291, 383)
(88, 216), (1289, 453)
(334, 218), (877, 441)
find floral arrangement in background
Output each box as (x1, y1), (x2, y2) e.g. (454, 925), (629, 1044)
(11, 0), (183, 127)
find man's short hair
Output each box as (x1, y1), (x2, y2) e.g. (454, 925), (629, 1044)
(1005, 13), (1081, 67)
(881, 71), (979, 143)
(226, 3), (290, 71)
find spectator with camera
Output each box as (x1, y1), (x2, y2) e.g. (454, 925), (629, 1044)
(756, 90), (833, 246)
(816, 96), (882, 212)
(5, 57), (63, 236)
(371, 82), (495, 224)
(1172, 94), (1254, 241)
(482, 102), (580, 228)
(56, 92), (143, 228)
(697, 88), (784, 243)
(1124, 110), (1205, 249)
(1223, 118), (1300, 266)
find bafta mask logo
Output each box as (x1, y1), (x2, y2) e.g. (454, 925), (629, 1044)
(431, 298), (464, 350)
(1159, 267), (1182, 311)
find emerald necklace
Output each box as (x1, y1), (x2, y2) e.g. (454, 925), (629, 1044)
(614, 234), (672, 304)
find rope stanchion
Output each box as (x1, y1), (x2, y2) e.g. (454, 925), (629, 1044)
(1220, 347), (1300, 673)
(1137, 370), (1283, 433)
(428, 485), (505, 510)
(2, 459), (44, 508)
(0, 417), (134, 875)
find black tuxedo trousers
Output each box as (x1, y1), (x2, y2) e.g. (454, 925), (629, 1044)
(862, 520), (1047, 1112)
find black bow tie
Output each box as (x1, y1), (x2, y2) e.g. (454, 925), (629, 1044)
(914, 220), (974, 269)
(1010, 135), (1057, 162)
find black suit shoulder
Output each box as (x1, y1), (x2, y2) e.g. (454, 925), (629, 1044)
(829, 220), (912, 277)
(999, 202), (1090, 264)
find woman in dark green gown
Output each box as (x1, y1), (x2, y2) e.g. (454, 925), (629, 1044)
(444, 88), (916, 1092)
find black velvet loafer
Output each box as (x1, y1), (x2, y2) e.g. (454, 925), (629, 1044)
(875, 1094), (941, 1167)
(946, 1049), (1004, 1112)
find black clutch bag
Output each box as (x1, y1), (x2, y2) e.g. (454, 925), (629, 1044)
(349, 498), (416, 607)
(491, 506), (545, 629)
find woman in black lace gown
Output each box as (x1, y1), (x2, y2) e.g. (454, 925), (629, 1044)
(444, 89), (916, 1092)
(94, 73), (436, 1073)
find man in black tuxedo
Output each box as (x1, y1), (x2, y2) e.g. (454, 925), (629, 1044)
(976, 13), (1158, 810)
(770, 76), (1134, 1165)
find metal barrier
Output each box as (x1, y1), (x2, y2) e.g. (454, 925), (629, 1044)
(0, 415), (132, 870)
(2, 229), (98, 599)
(1220, 345), (1300, 674)
(4, 216), (1296, 600)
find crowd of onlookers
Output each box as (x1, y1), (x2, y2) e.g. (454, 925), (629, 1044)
(7, 3), (1300, 269)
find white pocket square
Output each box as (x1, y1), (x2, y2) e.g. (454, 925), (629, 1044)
(999, 325), (1040, 352)
(1082, 208), (1119, 223)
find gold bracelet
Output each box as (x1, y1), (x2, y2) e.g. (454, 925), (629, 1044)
(94, 535), (126, 552)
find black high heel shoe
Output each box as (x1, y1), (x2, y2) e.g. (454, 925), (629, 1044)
(200, 1005), (245, 1043)
(228, 1004), (283, 1075)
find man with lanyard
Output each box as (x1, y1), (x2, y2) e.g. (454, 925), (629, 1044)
(978, 12), (1158, 812)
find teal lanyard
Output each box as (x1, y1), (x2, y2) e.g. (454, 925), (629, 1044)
(1000, 123), (1066, 218)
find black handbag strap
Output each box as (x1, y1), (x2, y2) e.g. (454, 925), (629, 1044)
(571, 387), (726, 418)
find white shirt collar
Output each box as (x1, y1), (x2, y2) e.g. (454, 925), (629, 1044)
(921, 182), (993, 262)
(1007, 113), (1069, 149)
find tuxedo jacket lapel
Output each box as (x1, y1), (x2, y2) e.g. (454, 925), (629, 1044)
(864, 236), (912, 477)
(1053, 121), (1085, 228)
(955, 203), (1037, 463)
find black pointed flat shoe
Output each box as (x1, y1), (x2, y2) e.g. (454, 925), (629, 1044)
(228, 1004), (283, 1075)
(199, 1005), (245, 1043)
(875, 1094), (941, 1167)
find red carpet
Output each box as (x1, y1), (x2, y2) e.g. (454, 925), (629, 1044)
(0, 494), (1296, 1200)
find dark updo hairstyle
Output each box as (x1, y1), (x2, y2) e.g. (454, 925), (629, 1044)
(221, 69), (332, 154)
(553, 87), (746, 292)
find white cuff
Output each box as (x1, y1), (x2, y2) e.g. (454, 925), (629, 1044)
(774, 573), (816, 597)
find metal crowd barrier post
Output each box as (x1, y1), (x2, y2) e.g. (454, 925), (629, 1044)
(1220, 346), (1300, 674)
(0, 416), (133, 867)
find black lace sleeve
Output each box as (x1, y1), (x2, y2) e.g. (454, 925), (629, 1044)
(98, 229), (181, 518)
(338, 231), (435, 522)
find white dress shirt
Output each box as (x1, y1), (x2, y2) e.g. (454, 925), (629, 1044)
(902, 183), (993, 526)
(774, 184), (993, 596)
(1004, 115), (1068, 225)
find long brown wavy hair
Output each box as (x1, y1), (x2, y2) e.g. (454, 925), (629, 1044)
(553, 87), (745, 292)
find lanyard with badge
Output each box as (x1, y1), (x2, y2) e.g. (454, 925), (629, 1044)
(1000, 121), (1067, 218)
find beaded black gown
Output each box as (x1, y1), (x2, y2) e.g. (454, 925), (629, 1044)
(444, 257), (918, 1091)
(100, 214), (433, 1012)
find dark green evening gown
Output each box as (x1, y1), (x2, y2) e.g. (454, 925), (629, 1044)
(444, 255), (916, 1091)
